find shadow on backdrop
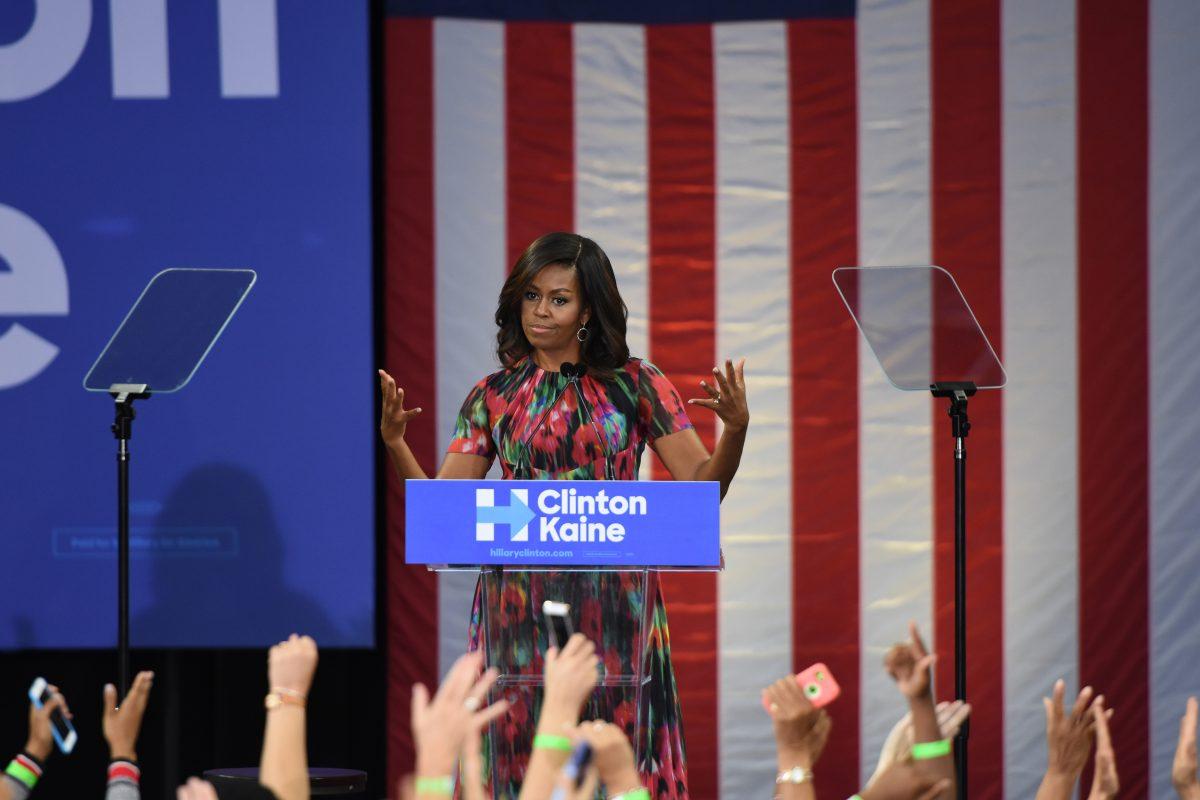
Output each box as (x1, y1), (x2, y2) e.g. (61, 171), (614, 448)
(132, 463), (339, 647)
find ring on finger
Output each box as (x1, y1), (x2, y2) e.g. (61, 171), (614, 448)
(464, 696), (481, 712)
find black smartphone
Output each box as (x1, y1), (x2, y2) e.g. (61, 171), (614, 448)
(566, 740), (593, 788)
(542, 600), (574, 649)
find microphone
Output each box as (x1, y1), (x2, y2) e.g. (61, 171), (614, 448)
(561, 363), (617, 481)
(514, 365), (572, 478)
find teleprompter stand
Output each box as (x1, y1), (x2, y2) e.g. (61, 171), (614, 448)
(110, 383), (149, 697)
(83, 269), (255, 693)
(929, 380), (974, 793)
(834, 266), (1005, 800)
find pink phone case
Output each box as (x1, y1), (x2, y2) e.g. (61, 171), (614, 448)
(762, 662), (841, 712)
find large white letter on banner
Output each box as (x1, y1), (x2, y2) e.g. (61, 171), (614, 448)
(0, 206), (69, 389)
(0, 0), (92, 102)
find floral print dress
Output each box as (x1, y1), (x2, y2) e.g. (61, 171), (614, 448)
(448, 356), (693, 799)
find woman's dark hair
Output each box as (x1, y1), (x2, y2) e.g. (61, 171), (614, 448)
(495, 232), (630, 375)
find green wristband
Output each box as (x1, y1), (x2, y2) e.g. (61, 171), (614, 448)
(911, 738), (953, 760)
(533, 734), (573, 752)
(609, 790), (650, 800)
(848, 795), (865, 800)
(414, 775), (453, 795)
(5, 761), (39, 790)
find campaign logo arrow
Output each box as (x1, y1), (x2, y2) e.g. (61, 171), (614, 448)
(475, 489), (534, 542)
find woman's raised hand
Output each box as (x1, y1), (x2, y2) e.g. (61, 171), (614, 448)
(378, 369), (422, 447)
(688, 358), (750, 433)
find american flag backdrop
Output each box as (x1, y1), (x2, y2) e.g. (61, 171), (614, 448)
(381, 1), (1200, 797)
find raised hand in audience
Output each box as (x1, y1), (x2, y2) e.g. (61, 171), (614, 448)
(176, 777), (279, 800)
(459, 703), (487, 800)
(411, 651), (508, 800)
(261, 634), (319, 800)
(104, 671), (154, 761)
(519, 634), (600, 800)
(884, 623), (936, 701)
(869, 701), (972, 788)
(576, 720), (641, 797)
(1086, 697), (1118, 800)
(762, 674), (831, 799)
(858, 761), (951, 800)
(884, 623), (953, 797)
(541, 634), (600, 730)
(551, 748), (599, 800)
(176, 777), (220, 800)
(25, 684), (71, 762)
(1174, 697), (1200, 800)
(1034, 679), (1099, 800)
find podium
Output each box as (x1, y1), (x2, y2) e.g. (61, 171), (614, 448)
(406, 479), (722, 797)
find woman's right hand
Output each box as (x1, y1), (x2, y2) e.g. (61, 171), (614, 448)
(379, 369), (422, 447)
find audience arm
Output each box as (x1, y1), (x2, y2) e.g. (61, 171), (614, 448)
(1174, 697), (1200, 800)
(259, 635), (318, 800)
(518, 634), (599, 800)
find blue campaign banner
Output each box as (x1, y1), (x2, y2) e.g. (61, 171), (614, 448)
(406, 480), (722, 567)
(0, 1), (373, 648)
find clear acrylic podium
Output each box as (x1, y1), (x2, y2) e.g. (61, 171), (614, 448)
(411, 477), (721, 797)
(433, 564), (718, 797)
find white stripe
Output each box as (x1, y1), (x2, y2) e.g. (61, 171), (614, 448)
(574, 23), (648, 359)
(1000, 2), (1080, 796)
(1150, 1), (1200, 796)
(856, 0), (934, 784)
(572, 23), (654, 481)
(434, 18), (506, 676)
(713, 21), (791, 799)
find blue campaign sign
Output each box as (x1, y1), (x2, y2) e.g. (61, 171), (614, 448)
(0, 2), (373, 647)
(406, 480), (722, 567)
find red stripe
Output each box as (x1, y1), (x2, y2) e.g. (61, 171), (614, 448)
(16, 755), (43, 777)
(505, 23), (574, 266)
(787, 19), (860, 799)
(646, 24), (719, 799)
(1077, 0), (1149, 794)
(107, 763), (140, 784)
(383, 18), (439, 789)
(930, 2), (1005, 797)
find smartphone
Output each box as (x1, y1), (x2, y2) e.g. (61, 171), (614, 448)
(28, 678), (76, 754)
(761, 663), (840, 713)
(542, 600), (574, 649)
(795, 663), (840, 708)
(549, 741), (594, 800)
(565, 740), (593, 788)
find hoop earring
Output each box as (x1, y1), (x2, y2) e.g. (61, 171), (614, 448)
(576, 326), (590, 342)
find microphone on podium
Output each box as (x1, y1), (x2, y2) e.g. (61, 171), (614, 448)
(560, 363), (617, 481)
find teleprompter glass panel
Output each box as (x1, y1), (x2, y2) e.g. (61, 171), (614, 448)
(84, 269), (256, 393)
(832, 265), (1006, 391)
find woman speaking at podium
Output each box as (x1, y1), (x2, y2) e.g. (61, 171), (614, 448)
(378, 232), (749, 799)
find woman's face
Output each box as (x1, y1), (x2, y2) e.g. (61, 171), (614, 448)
(520, 263), (590, 355)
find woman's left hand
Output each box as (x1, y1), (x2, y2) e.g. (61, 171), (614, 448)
(688, 358), (749, 434)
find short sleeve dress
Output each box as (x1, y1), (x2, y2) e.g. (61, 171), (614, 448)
(448, 356), (693, 799)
